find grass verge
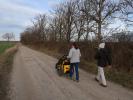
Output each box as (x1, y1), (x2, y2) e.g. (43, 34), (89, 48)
(0, 42), (15, 55)
(0, 45), (18, 100)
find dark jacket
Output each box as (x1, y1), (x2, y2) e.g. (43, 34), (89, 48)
(95, 48), (111, 67)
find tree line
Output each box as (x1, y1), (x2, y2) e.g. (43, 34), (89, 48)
(21, 0), (133, 44)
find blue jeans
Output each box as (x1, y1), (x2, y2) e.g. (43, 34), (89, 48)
(70, 63), (79, 81)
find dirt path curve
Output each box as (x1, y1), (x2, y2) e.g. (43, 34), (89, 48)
(10, 46), (133, 100)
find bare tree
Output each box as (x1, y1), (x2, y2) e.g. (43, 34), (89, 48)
(49, 18), (57, 41)
(122, 0), (133, 25)
(52, 5), (65, 41)
(73, 0), (85, 42)
(2, 33), (15, 41)
(61, 0), (77, 42)
(31, 14), (47, 42)
(20, 0), (133, 44)
(81, 0), (124, 43)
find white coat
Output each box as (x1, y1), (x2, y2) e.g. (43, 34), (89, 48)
(67, 47), (81, 63)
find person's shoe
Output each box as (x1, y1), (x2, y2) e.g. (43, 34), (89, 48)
(100, 84), (107, 87)
(95, 77), (99, 82)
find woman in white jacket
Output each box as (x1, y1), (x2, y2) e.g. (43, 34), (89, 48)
(67, 43), (81, 82)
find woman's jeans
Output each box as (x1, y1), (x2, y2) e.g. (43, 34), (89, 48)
(70, 63), (79, 81)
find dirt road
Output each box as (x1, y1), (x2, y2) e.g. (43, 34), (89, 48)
(10, 46), (133, 100)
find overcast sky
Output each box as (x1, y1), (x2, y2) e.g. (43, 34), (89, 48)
(0, 0), (64, 41)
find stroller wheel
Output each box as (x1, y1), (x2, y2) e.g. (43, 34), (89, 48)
(58, 70), (63, 76)
(55, 63), (58, 69)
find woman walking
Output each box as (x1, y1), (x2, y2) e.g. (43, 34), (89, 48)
(67, 42), (81, 82)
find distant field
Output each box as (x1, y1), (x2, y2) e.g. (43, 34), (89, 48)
(0, 42), (15, 54)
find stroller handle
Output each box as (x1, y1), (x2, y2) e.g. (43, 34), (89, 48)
(62, 55), (67, 58)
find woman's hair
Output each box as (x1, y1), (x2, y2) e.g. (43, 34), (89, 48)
(72, 42), (79, 49)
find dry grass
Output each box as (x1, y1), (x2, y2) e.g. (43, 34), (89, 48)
(0, 45), (18, 100)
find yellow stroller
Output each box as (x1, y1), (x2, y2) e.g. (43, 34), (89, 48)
(55, 55), (70, 76)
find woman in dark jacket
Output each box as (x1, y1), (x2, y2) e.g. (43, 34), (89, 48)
(95, 43), (111, 87)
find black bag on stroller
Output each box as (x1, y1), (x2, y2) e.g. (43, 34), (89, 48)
(55, 55), (70, 76)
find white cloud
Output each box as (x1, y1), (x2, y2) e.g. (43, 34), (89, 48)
(0, 0), (64, 41)
(109, 19), (126, 29)
(0, 0), (47, 41)
(0, 1), (44, 16)
(48, 0), (64, 8)
(48, 1), (59, 7)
